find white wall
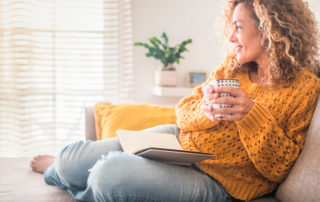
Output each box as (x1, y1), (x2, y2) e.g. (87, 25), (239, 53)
(308, 0), (320, 20)
(132, 0), (226, 106)
(131, 0), (320, 106)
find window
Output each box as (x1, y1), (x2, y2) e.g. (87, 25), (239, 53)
(0, 0), (133, 157)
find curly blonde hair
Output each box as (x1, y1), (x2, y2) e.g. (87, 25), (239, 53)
(224, 0), (320, 85)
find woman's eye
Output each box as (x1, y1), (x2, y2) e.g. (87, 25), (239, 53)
(236, 26), (242, 30)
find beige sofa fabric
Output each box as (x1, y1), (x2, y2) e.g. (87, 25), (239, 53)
(85, 107), (97, 141)
(275, 95), (320, 202)
(0, 158), (77, 202)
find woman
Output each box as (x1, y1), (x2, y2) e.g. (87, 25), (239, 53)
(31, 0), (320, 201)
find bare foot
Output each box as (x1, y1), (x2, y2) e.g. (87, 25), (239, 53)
(30, 155), (55, 174)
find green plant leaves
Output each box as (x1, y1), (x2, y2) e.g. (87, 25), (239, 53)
(134, 32), (192, 68)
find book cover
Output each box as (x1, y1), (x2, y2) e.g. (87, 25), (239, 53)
(116, 129), (215, 165)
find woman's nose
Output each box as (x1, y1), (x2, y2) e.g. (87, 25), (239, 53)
(228, 30), (237, 43)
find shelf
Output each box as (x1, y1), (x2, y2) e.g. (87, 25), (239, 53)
(152, 86), (193, 97)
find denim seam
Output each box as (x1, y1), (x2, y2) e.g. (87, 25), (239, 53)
(110, 194), (161, 202)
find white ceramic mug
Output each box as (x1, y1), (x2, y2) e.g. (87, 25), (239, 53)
(202, 78), (239, 117)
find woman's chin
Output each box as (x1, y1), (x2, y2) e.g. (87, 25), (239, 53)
(236, 57), (245, 65)
(236, 56), (252, 65)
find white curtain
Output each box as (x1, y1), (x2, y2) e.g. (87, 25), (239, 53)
(0, 0), (134, 157)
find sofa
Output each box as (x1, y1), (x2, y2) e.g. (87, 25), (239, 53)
(1, 96), (319, 202)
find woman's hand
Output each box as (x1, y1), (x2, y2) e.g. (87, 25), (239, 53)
(201, 86), (255, 121)
(201, 85), (220, 121)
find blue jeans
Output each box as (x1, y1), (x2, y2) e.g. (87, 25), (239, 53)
(44, 124), (234, 202)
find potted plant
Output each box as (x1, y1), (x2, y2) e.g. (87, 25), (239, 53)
(134, 32), (192, 87)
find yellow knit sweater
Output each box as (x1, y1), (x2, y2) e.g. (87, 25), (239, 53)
(175, 63), (320, 201)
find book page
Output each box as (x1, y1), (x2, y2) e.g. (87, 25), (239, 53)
(116, 129), (182, 154)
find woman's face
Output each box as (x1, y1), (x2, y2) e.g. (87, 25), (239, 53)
(229, 3), (266, 65)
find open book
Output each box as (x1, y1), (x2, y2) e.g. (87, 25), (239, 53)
(116, 129), (215, 165)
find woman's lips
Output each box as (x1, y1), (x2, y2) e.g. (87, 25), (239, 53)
(235, 45), (242, 53)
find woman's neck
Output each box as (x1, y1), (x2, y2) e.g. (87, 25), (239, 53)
(248, 54), (271, 86)
(248, 65), (270, 86)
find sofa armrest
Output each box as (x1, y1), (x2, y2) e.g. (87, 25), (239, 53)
(275, 95), (320, 201)
(85, 107), (97, 141)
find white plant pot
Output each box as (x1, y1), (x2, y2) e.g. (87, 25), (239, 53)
(155, 69), (178, 87)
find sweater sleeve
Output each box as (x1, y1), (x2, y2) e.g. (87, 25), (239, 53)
(235, 83), (319, 183)
(175, 83), (221, 131)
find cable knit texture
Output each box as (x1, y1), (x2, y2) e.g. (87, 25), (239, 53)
(175, 60), (320, 201)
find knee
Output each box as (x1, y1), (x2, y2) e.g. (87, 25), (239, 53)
(87, 152), (149, 201)
(54, 141), (86, 178)
(140, 124), (179, 135)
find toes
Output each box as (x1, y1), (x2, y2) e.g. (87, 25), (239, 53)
(33, 156), (40, 160)
(30, 160), (36, 169)
(29, 155), (55, 174)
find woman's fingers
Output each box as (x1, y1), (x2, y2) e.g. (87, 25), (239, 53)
(200, 102), (212, 113)
(215, 86), (241, 97)
(201, 86), (255, 121)
(217, 114), (243, 121)
(213, 96), (238, 105)
(201, 104), (214, 121)
(209, 87), (254, 121)
(201, 98), (220, 121)
(214, 105), (248, 116)
(206, 92), (219, 100)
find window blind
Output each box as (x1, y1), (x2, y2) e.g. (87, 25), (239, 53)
(0, 0), (134, 157)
